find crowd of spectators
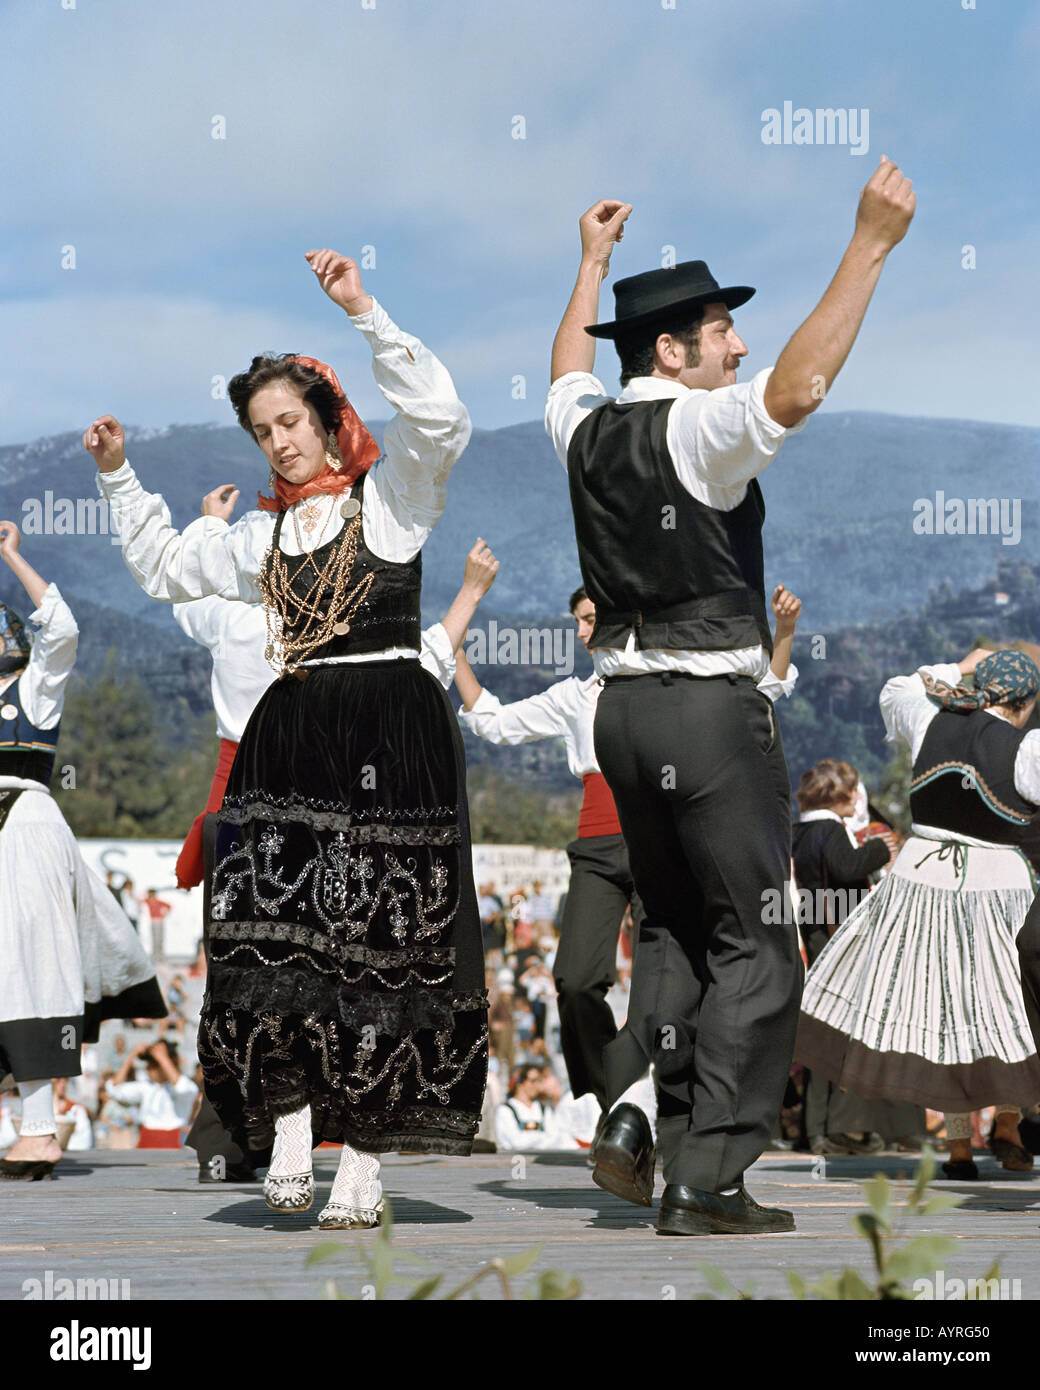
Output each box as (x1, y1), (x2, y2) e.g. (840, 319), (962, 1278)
(0, 947), (207, 1153)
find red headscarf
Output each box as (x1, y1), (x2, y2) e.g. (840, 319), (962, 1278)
(255, 356), (381, 513)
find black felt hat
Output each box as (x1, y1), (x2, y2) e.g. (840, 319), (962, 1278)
(585, 260), (755, 339)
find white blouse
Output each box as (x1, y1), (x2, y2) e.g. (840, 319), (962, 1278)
(0, 583), (79, 793)
(97, 298), (471, 666)
(460, 663), (799, 780)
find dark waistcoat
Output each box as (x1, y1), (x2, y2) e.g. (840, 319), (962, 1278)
(566, 396), (772, 654)
(909, 707), (1035, 842)
(0, 674), (59, 786)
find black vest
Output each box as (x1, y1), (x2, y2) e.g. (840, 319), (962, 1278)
(265, 476), (422, 661)
(910, 707), (1036, 843)
(0, 674), (59, 786)
(566, 397), (772, 654)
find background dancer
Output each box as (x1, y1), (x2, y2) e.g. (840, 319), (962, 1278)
(455, 578), (801, 1202)
(798, 648), (1040, 1180)
(86, 248), (485, 1230)
(547, 156), (916, 1235)
(791, 757), (926, 1154)
(0, 521), (164, 1180)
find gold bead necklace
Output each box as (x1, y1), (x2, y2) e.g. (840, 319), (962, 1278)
(260, 496), (374, 675)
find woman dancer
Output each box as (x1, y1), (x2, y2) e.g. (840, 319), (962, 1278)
(797, 648), (1040, 1179)
(0, 522), (165, 1180)
(85, 251), (486, 1227)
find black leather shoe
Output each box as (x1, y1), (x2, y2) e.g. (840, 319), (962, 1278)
(940, 1158), (979, 1181)
(591, 1103), (655, 1206)
(587, 1109), (610, 1168)
(657, 1184), (795, 1235)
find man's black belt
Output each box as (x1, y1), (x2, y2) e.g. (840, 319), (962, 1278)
(596, 589), (757, 631)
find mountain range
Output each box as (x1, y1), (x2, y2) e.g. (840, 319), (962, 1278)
(2, 409), (1036, 636)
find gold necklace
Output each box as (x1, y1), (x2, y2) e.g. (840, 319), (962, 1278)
(260, 501), (374, 674)
(290, 494), (336, 559)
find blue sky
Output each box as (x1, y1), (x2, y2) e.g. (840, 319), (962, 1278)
(1, 0), (1037, 444)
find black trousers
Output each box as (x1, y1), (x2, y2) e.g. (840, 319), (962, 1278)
(1017, 891), (1040, 1052)
(552, 833), (643, 1108)
(594, 672), (802, 1193)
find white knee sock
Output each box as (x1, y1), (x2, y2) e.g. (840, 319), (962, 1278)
(19, 1079), (57, 1137)
(267, 1105), (313, 1178)
(329, 1141), (382, 1210)
(944, 1112), (972, 1140)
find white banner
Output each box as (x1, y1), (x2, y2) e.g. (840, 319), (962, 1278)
(78, 838), (572, 960)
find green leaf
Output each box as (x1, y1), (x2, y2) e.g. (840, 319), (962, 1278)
(882, 1236), (957, 1285)
(407, 1276), (444, 1300)
(806, 1273), (843, 1301)
(499, 1245), (543, 1278)
(918, 1192), (965, 1216)
(305, 1242), (345, 1267)
(852, 1212), (882, 1240)
(786, 1271), (808, 1300)
(837, 1269), (878, 1300)
(318, 1277), (345, 1300)
(525, 1270), (581, 1301)
(698, 1263), (737, 1296)
(910, 1147), (937, 1206)
(861, 1176), (893, 1230)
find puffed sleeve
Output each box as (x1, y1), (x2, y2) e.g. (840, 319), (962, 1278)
(350, 299), (471, 560)
(97, 462), (273, 603)
(18, 582), (79, 730)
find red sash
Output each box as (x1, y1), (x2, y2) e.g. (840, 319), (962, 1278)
(577, 772), (622, 838)
(175, 738), (240, 890)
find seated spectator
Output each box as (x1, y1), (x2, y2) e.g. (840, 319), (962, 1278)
(95, 1070), (139, 1150)
(494, 1065), (578, 1151)
(106, 1039), (197, 1149)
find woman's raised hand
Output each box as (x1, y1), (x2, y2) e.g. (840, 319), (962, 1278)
(0, 520), (22, 560)
(201, 485), (240, 521)
(305, 249), (373, 316)
(82, 416), (127, 473)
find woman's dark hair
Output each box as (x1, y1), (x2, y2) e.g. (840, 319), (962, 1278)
(227, 354), (343, 441)
(569, 586), (588, 614)
(796, 759), (859, 813)
(615, 306), (705, 387)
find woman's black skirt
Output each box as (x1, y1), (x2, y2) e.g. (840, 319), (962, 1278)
(197, 658), (488, 1156)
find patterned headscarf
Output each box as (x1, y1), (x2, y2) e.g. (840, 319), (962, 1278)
(0, 603), (31, 676)
(255, 356), (381, 514)
(0, 606), (30, 675)
(921, 648), (1040, 712)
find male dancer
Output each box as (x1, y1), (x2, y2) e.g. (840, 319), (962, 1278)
(547, 158), (915, 1234)
(455, 580), (801, 1203)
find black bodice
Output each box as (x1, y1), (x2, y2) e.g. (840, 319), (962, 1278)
(265, 475), (421, 661)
